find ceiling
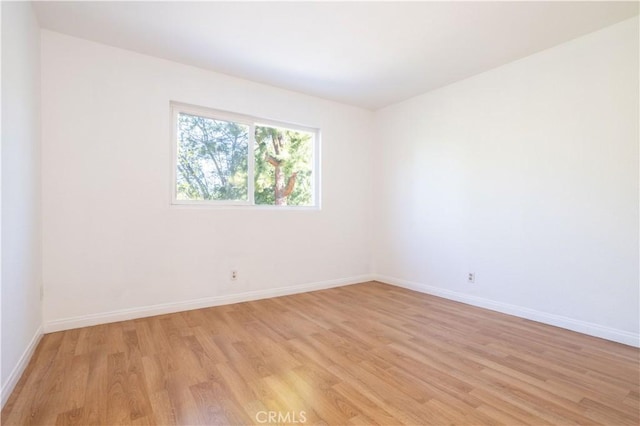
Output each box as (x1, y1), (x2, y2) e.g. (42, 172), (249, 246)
(33, 1), (639, 110)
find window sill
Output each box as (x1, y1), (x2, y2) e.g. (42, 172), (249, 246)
(169, 202), (321, 211)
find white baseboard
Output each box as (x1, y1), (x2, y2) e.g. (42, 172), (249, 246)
(44, 274), (375, 333)
(374, 274), (640, 348)
(42, 272), (638, 346)
(1, 325), (43, 408)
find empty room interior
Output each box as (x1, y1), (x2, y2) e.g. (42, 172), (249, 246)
(2, 1), (639, 425)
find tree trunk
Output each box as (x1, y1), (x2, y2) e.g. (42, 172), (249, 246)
(266, 132), (296, 205)
(274, 165), (286, 205)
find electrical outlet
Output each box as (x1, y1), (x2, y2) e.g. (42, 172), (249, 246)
(231, 270), (238, 281)
(468, 273), (475, 283)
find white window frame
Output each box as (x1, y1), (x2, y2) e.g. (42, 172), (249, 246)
(170, 101), (321, 209)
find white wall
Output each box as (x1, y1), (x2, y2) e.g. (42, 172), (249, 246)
(41, 31), (373, 329)
(374, 17), (639, 345)
(1, 1), (43, 404)
(39, 17), (639, 346)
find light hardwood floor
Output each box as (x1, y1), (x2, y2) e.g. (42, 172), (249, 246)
(2, 282), (639, 425)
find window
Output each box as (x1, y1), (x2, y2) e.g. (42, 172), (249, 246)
(171, 103), (319, 207)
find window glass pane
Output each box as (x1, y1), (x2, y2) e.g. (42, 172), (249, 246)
(254, 125), (314, 206)
(176, 113), (249, 201)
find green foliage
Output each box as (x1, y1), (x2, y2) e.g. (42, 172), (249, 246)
(254, 125), (313, 206)
(176, 113), (313, 206)
(176, 113), (248, 201)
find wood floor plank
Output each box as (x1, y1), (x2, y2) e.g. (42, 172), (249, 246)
(2, 281), (638, 425)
